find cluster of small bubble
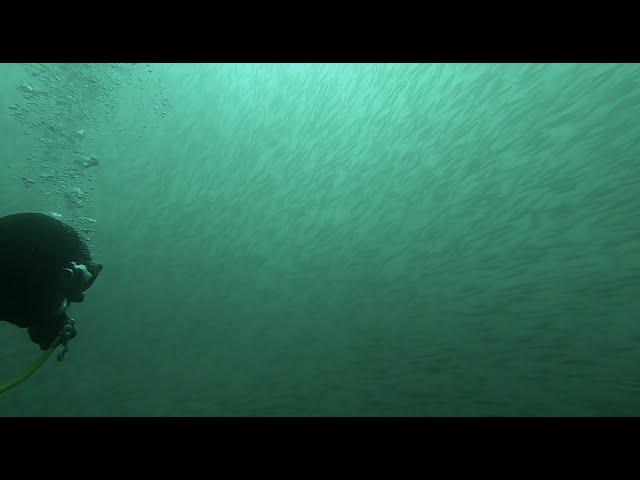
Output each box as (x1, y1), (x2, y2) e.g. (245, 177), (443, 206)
(9, 63), (171, 249)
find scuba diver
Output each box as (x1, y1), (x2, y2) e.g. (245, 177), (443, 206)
(0, 212), (102, 393)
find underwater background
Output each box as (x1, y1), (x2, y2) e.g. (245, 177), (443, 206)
(0, 63), (639, 416)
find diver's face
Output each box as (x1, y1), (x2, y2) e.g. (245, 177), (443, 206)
(57, 262), (102, 308)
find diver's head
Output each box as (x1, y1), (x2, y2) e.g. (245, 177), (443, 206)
(0, 212), (103, 349)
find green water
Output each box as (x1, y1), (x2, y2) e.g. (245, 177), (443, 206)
(0, 63), (639, 416)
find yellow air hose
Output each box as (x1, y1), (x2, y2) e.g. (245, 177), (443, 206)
(0, 338), (60, 395)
